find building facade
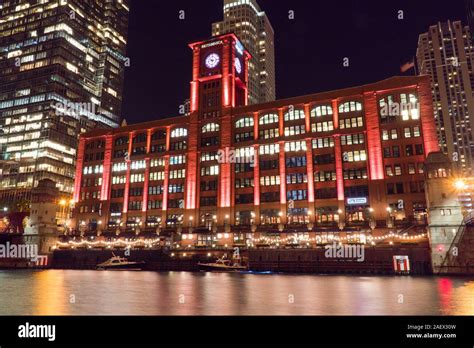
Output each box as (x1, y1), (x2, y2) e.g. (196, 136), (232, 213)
(72, 34), (439, 242)
(212, 0), (275, 105)
(417, 20), (474, 174)
(0, 0), (130, 204)
(424, 152), (465, 273)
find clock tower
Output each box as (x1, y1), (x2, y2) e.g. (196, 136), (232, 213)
(184, 35), (251, 224)
(189, 34), (251, 116)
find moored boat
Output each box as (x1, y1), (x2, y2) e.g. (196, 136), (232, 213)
(96, 254), (145, 270)
(198, 255), (248, 272)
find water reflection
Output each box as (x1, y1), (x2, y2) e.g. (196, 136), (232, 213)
(0, 270), (473, 315)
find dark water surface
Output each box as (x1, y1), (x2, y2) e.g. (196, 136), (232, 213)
(0, 270), (473, 315)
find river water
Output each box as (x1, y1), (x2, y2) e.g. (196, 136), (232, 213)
(0, 270), (473, 315)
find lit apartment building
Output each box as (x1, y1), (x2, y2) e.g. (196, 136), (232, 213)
(72, 34), (439, 244)
(212, 0), (275, 105)
(416, 20), (474, 174)
(0, 0), (130, 204)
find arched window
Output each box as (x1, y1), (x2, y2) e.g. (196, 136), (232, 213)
(284, 109), (305, 121)
(259, 113), (279, 125)
(151, 129), (166, 141)
(311, 105), (333, 117)
(133, 133), (147, 144)
(338, 101), (362, 113)
(235, 117), (254, 128)
(202, 123), (220, 133)
(114, 136), (129, 146)
(171, 127), (188, 138)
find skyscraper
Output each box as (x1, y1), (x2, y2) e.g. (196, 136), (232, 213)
(212, 0), (275, 105)
(0, 0), (130, 204)
(466, 0), (474, 44)
(416, 20), (474, 174)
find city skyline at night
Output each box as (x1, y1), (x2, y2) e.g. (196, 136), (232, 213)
(1, 2), (474, 342)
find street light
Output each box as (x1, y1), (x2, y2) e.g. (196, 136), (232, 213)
(454, 179), (467, 190)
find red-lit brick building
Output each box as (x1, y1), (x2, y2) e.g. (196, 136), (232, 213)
(72, 34), (439, 245)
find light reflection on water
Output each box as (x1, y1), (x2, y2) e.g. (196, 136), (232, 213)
(0, 270), (473, 315)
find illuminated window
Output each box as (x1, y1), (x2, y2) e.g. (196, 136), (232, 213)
(404, 127), (412, 138)
(171, 128), (188, 138)
(284, 141), (306, 152)
(343, 150), (367, 162)
(202, 123), (220, 133)
(112, 176), (126, 184)
(260, 175), (280, 186)
(131, 160), (146, 170)
(287, 173), (308, 184)
(259, 128), (279, 139)
(259, 143), (279, 155)
(130, 174), (145, 183)
(150, 172), (165, 181)
(235, 117), (254, 128)
(400, 93), (419, 120)
(284, 109), (305, 121)
(338, 101), (362, 113)
(340, 133), (364, 145)
(339, 117), (363, 129)
(413, 126), (421, 137)
(259, 113), (279, 125)
(314, 171), (336, 182)
(311, 105), (333, 117)
(311, 121), (334, 132)
(201, 165), (219, 176)
(284, 125), (305, 136)
(150, 158), (165, 167)
(170, 169), (186, 179)
(170, 155), (186, 165)
(112, 162), (127, 172)
(201, 151), (219, 162)
(312, 137), (334, 149)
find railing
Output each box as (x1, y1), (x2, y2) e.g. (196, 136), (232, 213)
(395, 223), (420, 236)
(437, 219), (468, 274)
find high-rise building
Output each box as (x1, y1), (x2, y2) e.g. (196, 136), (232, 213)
(416, 20), (474, 174)
(0, 0), (130, 205)
(466, 0), (474, 44)
(71, 34), (439, 240)
(212, 0), (275, 105)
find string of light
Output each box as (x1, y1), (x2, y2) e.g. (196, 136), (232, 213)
(55, 232), (427, 249)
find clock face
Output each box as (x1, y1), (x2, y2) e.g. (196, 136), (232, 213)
(205, 53), (220, 69)
(235, 58), (242, 74)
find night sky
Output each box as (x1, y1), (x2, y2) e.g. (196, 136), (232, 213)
(122, 0), (466, 124)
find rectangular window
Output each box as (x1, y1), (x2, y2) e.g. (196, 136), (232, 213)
(392, 146), (400, 158)
(404, 127), (411, 138)
(391, 129), (398, 139)
(169, 169), (186, 179)
(413, 126), (421, 137)
(394, 164), (402, 176)
(415, 144), (424, 155)
(312, 137), (334, 149)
